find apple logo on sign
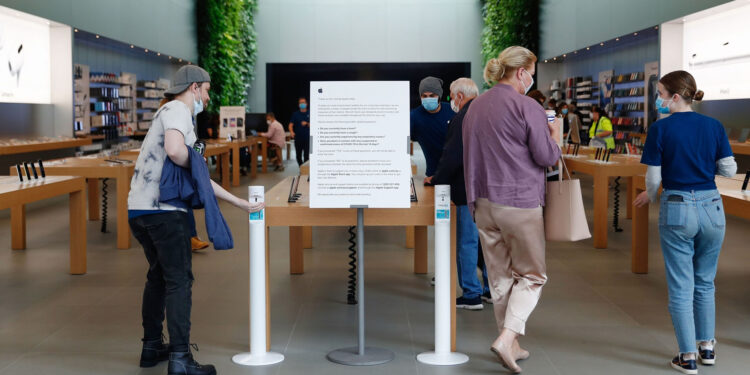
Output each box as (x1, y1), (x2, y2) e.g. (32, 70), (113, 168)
(318, 88), (322, 94)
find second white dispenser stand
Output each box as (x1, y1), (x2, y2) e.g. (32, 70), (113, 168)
(232, 186), (285, 366)
(417, 185), (469, 365)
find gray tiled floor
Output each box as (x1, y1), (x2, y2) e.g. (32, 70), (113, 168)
(1, 147), (749, 374)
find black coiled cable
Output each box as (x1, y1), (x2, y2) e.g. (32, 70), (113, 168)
(612, 176), (623, 232)
(101, 178), (108, 233)
(347, 226), (357, 305)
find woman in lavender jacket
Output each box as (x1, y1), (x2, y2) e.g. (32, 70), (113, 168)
(463, 46), (561, 373)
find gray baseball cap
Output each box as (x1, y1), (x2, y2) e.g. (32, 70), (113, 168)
(164, 65), (211, 96)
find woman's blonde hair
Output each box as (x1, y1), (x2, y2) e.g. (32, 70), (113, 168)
(483, 46), (537, 85)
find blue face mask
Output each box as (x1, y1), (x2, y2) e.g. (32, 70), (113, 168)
(562, 108), (568, 115)
(422, 97), (439, 111)
(655, 96), (671, 114)
(192, 91), (204, 116)
(299, 103), (307, 110)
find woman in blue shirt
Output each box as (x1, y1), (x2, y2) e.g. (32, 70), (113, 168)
(634, 70), (737, 374)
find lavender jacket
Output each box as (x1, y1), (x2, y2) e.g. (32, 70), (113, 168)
(463, 84), (561, 211)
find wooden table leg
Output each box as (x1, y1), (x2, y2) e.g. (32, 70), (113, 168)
(10, 204), (26, 250)
(251, 144), (258, 179)
(626, 177), (633, 220)
(221, 152), (230, 189)
(289, 226), (304, 274)
(87, 178), (100, 221)
(593, 174), (609, 249)
(632, 187), (649, 274)
(232, 145), (240, 187)
(450, 206), (457, 351)
(69, 188), (87, 274)
(414, 226), (428, 274)
(405, 226), (415, 249)
(303, 226), (312, 249)
(261, 140), (268, 173)
(116, 173), (131, 249)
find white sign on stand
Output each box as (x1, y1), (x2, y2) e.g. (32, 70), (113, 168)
(219, 106), (246, 140)
(309, 81), (410, 208)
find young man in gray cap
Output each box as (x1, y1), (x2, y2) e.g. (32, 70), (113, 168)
(410, 76), (454, 178)
(128, 65), (263, 375)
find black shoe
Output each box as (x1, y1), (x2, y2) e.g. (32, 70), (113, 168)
(140, 337), (169, 368)
(481, 291), (493, 304)
(670, 354), (697, 374)
(698, 344), (715, 365)
(456, 296), (484, 310)
(168, 348), (217, 375)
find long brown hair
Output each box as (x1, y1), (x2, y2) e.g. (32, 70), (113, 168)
(659, 70), (704, 102)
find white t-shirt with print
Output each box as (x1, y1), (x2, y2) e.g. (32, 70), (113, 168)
(127, 100), (197, 211)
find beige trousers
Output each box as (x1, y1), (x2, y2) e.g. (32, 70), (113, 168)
(474, 198), (547, 336)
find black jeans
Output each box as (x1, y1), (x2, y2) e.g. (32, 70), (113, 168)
(295, 139), (309, 166)
(129, 211), (193, 353)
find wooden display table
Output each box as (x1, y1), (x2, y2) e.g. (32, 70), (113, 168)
(0, 176), (87, 274)
(250, 136), (269, 174)
(631, 175), (750, 274)
(264, 175), (458, 349)
(121, 143), (231, 189)
(0, 137), (92, 156)
(206, 138), (260, 184)
(562, 154), (647, 249)
(11, 156), (135, 249)
(730, 141), (750, 156)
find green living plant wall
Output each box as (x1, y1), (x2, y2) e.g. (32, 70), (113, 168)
(481, 0), (540, 66)
(197, 0), (258, 114)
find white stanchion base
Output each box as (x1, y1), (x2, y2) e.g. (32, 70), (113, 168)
(232, 352), (285, 366)
(416, 351), (469, 365)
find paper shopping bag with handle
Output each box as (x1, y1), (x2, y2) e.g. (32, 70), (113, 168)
(545, 158), (591, 242)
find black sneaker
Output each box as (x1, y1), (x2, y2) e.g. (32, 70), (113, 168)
(168, 347), (216, 375)
(671, 354), (697, 375)
(456, 296), (483, 310)
(481, 291), (493, 304)
(698, 344), (715, 365)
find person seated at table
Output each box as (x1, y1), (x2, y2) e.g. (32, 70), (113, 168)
(259, 112), (286, 171)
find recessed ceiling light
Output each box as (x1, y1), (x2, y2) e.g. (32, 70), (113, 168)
(178, 59), (182, 62)
(574, 51), (578, 54)
(544, 60), (548, 63)
(157, 53), (161, 56)
(168, 56), (172, 59)
(74, 28), (78, 32)
(553, 57), (557, 60)
(654, 26), (659, 30)
(586, 47), (590, 50)
(145, 49), (149, 53)
(616, 37), (620, 41)
(634, 32), (638, 36)
(563, 54), (566, 57)
(95, 35), (100, 39)
(600, 42), (604, 46)
(130, 45), (134, 48)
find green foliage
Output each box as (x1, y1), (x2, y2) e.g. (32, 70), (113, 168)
(196, 0), (258, 114)
(481, 0), (539, 65)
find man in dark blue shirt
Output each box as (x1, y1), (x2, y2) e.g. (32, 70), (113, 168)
(288, 97), (310, 166)
(410, 76), (453, 177)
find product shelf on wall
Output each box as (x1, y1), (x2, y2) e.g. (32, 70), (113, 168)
(136, 79), (169, 131)
(73, 64), (91, 137)
(606, 71), (647, 154)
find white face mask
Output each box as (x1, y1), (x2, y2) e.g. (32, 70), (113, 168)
(521, 69), (534, 94)
(450, 99), (459, 113)
(266, 120), (272, 125)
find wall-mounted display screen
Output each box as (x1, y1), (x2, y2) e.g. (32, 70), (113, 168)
(0, 6), (51, 104)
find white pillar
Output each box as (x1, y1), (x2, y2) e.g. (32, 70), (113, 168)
(232, 186), (284, 366)
(417, 185), (469, 365)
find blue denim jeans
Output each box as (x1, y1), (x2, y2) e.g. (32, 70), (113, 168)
(659, 189), (725, 354)
(456, 205), (489, 299)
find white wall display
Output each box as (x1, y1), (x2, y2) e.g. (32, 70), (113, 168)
(309, 81), (410, 209)
(0, 5), (52, 104)
(661, 1), (750, 101)
(219, 106), (246, 140)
